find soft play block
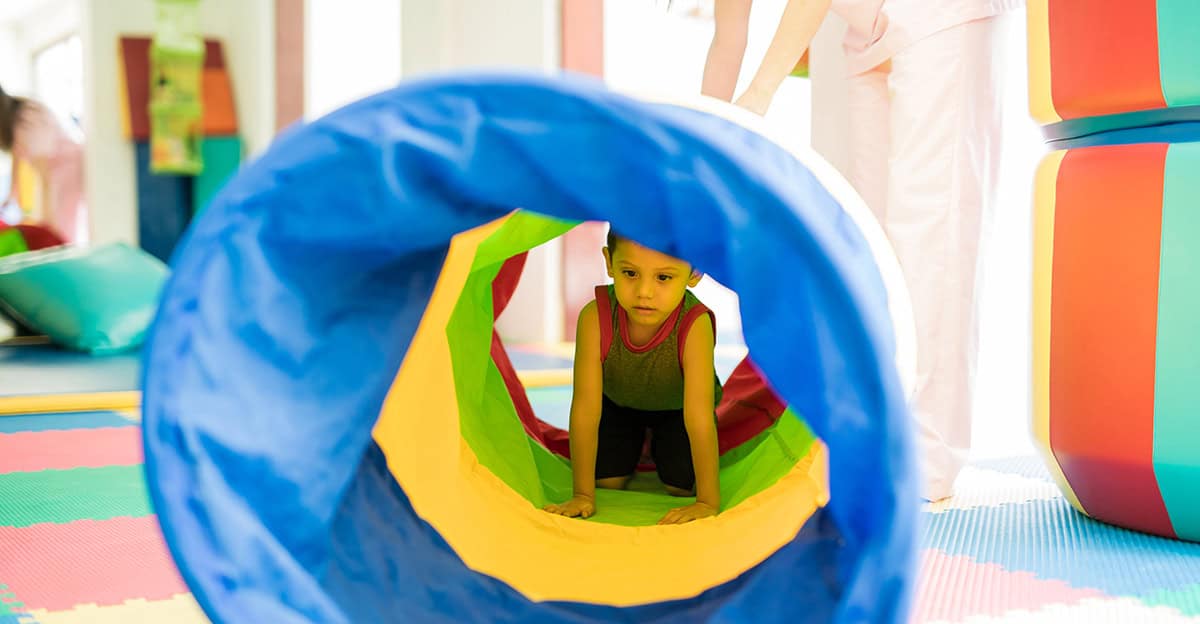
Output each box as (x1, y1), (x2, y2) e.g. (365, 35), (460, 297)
(135, 142), (192, 262)
(120, 37), (238, 141)
(13, 224), (66, 250)
(0, 223), (68, 259)
(1028, 0), (1200, 129)
(0, 227), (28, 258)
(0, 243), (169, 354)
(202, 66), (238, 136)
(193, 135), (242, 214)
(1033, 141), (1200, 541)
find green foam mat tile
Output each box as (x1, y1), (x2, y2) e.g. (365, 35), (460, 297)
(0, 466), (152, 527)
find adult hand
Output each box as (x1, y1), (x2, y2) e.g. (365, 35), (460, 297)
(734, 87), (771, 116)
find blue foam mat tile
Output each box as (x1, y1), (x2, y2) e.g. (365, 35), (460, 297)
(973, 455), (1055, 481)
(505, 349), (572, 371)
(0, 411), (134, 434)
(0, 345), (140, 397)
(923, 497), (1200, 598)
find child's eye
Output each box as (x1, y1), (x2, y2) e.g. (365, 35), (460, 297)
(622, 270), (637, 278)
(657, 274), (673, 282)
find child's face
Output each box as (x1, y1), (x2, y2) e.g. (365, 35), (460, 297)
(603, 239), (701, 330)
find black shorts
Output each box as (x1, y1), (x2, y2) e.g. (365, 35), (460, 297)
(595, 395), (695, 491)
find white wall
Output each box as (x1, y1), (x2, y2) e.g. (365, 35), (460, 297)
(81, 0), (275, 245)
(392, 0), (564, 344)
(224, 2), (275, 159)
(0, 25), (28, 93)
(400, 0), (560, 78)
(1, 0), (79, 93)
(304, 0), (401, 120)
(0, 25), (22, 213)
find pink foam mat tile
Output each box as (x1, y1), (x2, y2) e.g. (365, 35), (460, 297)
(919, 597), (1200, 624)
(912, 550), (1105, 623)
(0, 428), (142, 473)
(0, 517), (188, 612)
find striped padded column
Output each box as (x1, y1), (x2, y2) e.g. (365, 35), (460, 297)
(1047, 0), (1165, 119)
(1049, 144), (1174, 538)
(1153, 142), (1200, 541)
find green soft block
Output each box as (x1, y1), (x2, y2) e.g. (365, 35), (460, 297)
(194, 135), (242, 214)
(0, 243), (169, 354)
(0, 228), (29, 258)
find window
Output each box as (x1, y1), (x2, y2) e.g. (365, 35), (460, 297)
(32, 33), (83, 140)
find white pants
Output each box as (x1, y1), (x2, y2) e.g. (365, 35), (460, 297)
(846, 17), (1004, 500)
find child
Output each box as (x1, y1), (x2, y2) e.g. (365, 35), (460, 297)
(0, 85), (86, 243)
(543, 230), (723, 525)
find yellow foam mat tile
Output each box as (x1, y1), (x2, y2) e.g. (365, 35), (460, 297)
(29, 594), (209, 624)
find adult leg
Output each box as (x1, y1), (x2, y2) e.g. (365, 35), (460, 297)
(846, 63), (891, 222)
(885, 17), (1004, 500)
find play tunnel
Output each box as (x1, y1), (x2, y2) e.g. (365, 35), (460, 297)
(142, 73), (919, 622)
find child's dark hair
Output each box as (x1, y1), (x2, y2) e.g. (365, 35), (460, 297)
(606, 228), (622, 252)
(0, 85), (26, 152)
(606, 227), (696, 274)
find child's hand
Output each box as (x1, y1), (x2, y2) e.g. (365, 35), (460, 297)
(657, 501), (718, 525)
(543, 495), (596, 519)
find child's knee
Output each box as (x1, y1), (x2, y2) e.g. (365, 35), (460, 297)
(664, 484), (695, 497)
(596, 475), (633, 490)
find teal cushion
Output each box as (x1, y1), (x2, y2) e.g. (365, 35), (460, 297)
(0, 243), (169, 353)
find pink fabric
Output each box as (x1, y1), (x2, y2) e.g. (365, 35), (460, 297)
(845, 17), (1006, 498)
(831, 0), (1022, 74)
(11, 102), (87, 243)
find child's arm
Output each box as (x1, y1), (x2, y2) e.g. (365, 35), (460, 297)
(542, 301), (603, 519)
(659, 313), (720, 525)
(701, 0), (753, 102)
(733, 0), (832, 115)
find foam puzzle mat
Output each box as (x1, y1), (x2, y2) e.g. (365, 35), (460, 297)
(2, 407), (1198, 623)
